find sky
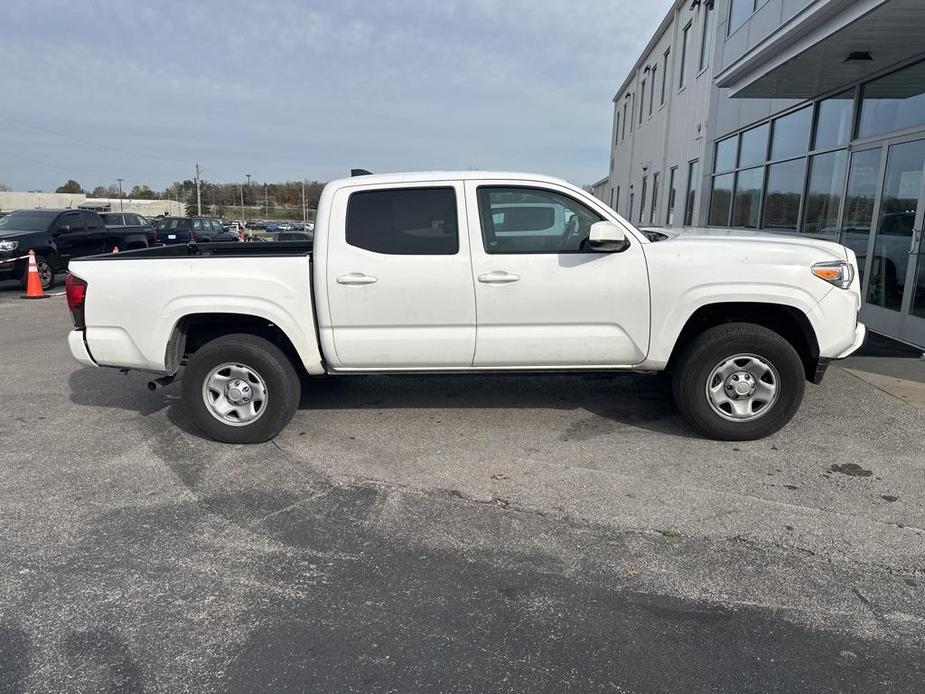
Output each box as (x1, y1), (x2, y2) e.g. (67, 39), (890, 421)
(1, 0), (670, 192)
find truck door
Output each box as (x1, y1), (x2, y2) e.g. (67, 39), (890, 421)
(464, 181), (650, 367)
(324, 182), (476, 369)
(53, 211), (89, 261)
(81, 212), (110, 254)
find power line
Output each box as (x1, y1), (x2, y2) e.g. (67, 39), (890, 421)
(0, 112), (191, 165)
(0, 146), (147, 188)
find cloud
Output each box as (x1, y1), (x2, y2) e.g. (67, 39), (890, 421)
(0, 0), (669, 190)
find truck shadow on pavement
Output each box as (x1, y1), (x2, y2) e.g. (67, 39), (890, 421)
(67, 367), (698, 441)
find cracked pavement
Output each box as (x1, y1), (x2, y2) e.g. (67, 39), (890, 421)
(1, 285), (924, 692)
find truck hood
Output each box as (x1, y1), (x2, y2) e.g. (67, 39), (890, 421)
(641, 226), (848, 260)
(0, 229), (44, 240)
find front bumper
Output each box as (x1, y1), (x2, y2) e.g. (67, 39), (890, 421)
(836, 322), (867, 359)
(68, 330), (98, 368)
(0, 257), (24, 279)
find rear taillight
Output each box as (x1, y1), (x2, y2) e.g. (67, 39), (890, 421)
(65, 273), (88, 328)
(152, 228), (159, 245)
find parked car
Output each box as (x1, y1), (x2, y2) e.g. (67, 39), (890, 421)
(275, 231), (313, 241)
(66, 170), (865, 444)
(99, 212), (157, 245)
(154, 217), (240, 245)
(265, 223), (279, 233)
(0, 209), (151, 290)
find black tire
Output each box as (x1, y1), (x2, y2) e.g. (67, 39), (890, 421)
(181, 333), (301, 444)
(672, 323), (805, 441)
(21, 255), (55, 291)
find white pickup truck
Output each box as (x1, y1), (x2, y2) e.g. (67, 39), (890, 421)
(65, 171), (865, 443)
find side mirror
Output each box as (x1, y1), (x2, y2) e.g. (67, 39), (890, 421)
(588, 221), (628, 252)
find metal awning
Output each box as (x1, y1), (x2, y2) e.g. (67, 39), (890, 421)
(715, 0), (925, 99)
(77, 200), (111, 211)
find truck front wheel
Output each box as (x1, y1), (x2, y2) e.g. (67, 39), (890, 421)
(672, 323), (805, 441)
(182, 334), (301, 444)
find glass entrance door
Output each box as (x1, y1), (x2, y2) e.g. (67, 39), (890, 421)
(858, 137), (925, 346)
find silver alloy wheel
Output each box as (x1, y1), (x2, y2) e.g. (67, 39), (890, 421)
(705, 353), (779, 422)
(37, 260), (53, 288)
(202, 362), (268, 427)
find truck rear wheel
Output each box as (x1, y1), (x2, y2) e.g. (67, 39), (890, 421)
(182, 334), (301, 444)
(672, 323), (805, 441)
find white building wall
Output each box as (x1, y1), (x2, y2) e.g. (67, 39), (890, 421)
(0, 192), (184, 217)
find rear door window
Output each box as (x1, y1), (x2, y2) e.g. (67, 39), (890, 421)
(346, 187), (458, 255)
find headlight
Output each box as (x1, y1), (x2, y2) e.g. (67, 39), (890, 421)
(0, 240), (19, 252)
(811, 260), (854, 289)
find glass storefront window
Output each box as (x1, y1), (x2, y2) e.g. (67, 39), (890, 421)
(771, 107), (811, 161)
(709, 173), (733, 226)
(814, 90), (854, 150)
(842, 147), (883, 284)
(732, 167), (764, 228)
(802, 150), (847, 236)
(865, 139), (925, 310)
(858, 60), (925, 139)
(714, 136), (737, 172)
(738, 124), (769, 168)
(762, 158), (805, 230)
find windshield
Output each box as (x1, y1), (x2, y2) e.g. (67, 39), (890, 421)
(0, 211), (56, 232)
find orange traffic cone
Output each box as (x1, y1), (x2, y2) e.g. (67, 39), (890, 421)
(21, 250), (48, 300)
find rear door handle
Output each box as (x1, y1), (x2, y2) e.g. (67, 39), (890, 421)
(478, 271), (520, 284)
(336, 273), (378, 285)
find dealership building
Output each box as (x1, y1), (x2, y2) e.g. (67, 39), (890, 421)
(597, 0), (925, 347)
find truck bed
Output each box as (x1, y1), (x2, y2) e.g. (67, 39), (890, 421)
(78, 240), (313, 261)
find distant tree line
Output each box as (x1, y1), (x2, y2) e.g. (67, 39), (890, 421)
(45, 179), (327, 216)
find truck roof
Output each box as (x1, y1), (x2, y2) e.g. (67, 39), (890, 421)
(328, 170), (579, 190)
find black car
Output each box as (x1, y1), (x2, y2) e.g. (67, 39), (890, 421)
(0, 209), (152, 289)
(154, 217), (240, 245)
(275, 231), (313, 241)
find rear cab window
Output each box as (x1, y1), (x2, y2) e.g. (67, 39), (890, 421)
(346, 187), (458, 255)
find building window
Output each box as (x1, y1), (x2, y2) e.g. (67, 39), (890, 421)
(610, 188), (614, 208)
(650, 172), (660, 223)
(802, 150), (848, 236)
(615, 112), (621, 145)
(841, 148), (882, 282)
(814, 90), (854, 150)
(629, 192), (635, 221)
(731, 167), (764, 228)
(615, 186), (621, 212)
(684, 160), (699, 226)
(738, 123), (770, 168)
(649, 67), (657, 115)
(639, 80), (646, 125)
(699, 1), (714, 72)
(714, 136), (738, 172)
(639, 177), (647, 223)
(763, 158), (805, 230)
(622, 102), (628, 139)
(729, 0), (758, 35)
(679, 23), (691, 89)
(661, 49), (670, 105)
(667, 166), (678, 225)
(630, 94), (636, 132)
(709, 173), (733, 226)
(858, 58), (925, 139)
(770, 106), (812, 161)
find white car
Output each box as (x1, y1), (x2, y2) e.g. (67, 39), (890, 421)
(66, 170), (865, 443)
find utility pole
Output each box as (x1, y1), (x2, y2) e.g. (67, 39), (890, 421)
(116, 178), (124, 212)
(194, 163), (202, 216)
(245, 173), (251, 221)
(301, 180), (307, 224)
(264, 183), (268, 217)
(239, 184), (245, 224)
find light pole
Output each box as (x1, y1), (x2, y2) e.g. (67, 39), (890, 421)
(245, 173), (251, 217)
(116, 178), (124, 212)
(264, 183), (268, 218)
(239, 184), (245, 225)
(301, 180), (307, 224)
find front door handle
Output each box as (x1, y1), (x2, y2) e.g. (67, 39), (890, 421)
(478, 271), (520, 284)
(336, 273), (377, 285)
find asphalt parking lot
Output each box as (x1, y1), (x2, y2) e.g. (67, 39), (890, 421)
(1, 279), (924, 692)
